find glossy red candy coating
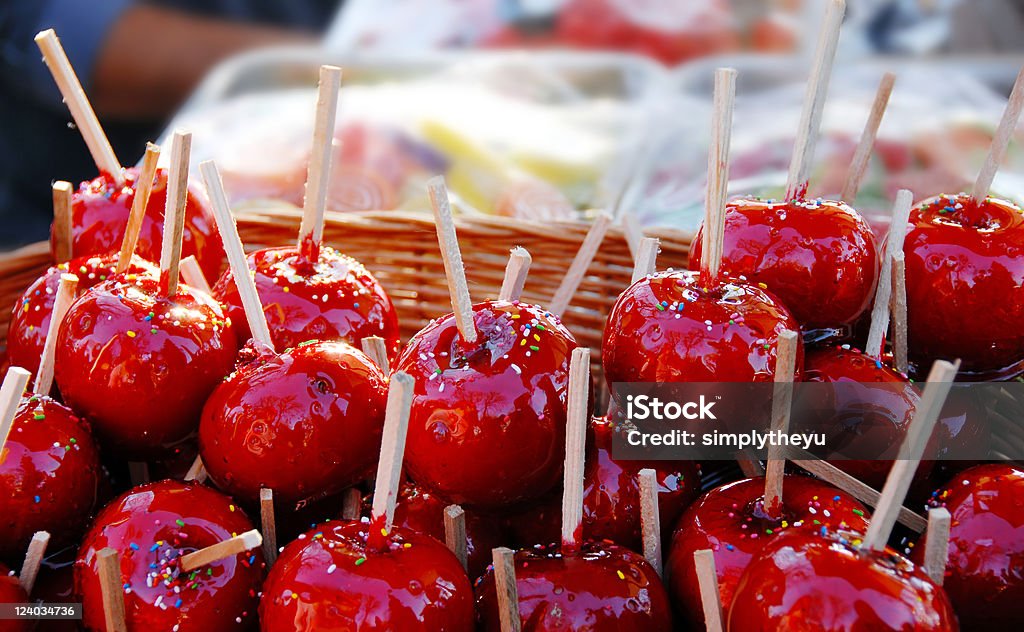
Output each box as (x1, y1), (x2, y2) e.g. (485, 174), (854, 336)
(213, 246), (400, 356)
(199, 341), (388, 506)
(666, 475), (870, 629)
(260, 519), (474, 631)
(729, 530), (957, 631)
(0, 395), (101, 562)
(603, 270), (803, 387)
(395, 300), (578, 509)
(0, 562), (29, 632)
(76, 480), (265, 632)
(7, 254), (157, 379)
(55, 276), (237, 457)
(904, 193), (1024, 378)
(475, 541), (671, 631)
(689, 198), (879, 340)
(913, 464), (1024, 630)
(51, 168), (224, 282)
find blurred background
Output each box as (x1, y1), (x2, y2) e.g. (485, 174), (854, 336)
(2, 0), (1024, 249)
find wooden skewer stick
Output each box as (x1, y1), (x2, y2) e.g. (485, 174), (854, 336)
(341, 488), (362, 521)
(694, 549), (725, 632)
(34, 30), (123, 185)
(491, 547), (522, 632)
(924, 507), (952, 585)
(862, 359), (959, 552)
(784, 0), (846, 201)
(179, 255), (212, 295)
(561, 347), (591, 549)
(370, 372), (415, 532)
(549, 212), (612, 317)
(184, 456), (208, 484)
(200, 160), (275, 350)
(971, 66), (1024, 202)
(97, 548), (127, 632)
(764, 329), (799, 518)
(360, 336), (390, 373)
(865, 189), (913, 359)
(700, 67), (737, 287)
(52, 181), (74, 263)
(159, 131), (191, 298)
(638, 468), (662, 576)
(260, 488), (278, 566)
(498, 247), (532, 302)
(427, 177), (477, 343)
(621, 212), (644, 260)
(18, 531), (50, 595)
(179, 530), (262, 573)
(889, 251), (909, 374)
(0, 368), (32, 459)
(443, 504), (468, 571)
(841, 72), (897, 202)
(33, 273), (78, 396)
(116, 143), (161, 274)
(631, 237), (660, 284)
(298, 65), (343, 262)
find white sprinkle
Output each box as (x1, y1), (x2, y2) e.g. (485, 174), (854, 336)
(511, 364), (522, 375)
(327, 564), (337, 574)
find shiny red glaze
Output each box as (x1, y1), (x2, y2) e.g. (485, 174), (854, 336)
(689, 198), (880, 339)
(395, 300), (578, 509)
(904, 193), (1024, 378)
(475, 541), (671, 630)
(0, 562), (28, 632)
(55, 275), (237, 457)
(213, 246), (400, 356)
(666, 475), (870, 629)
(913, 464), (1024, 630)
(0, 395), (101, 562)
(260, 519), (474, 631)
(199, 341), (387, 506)
(76, 480), (265, 632)
(729, 530), (957, 631)
(51, 169), (224, 282)
(7, 254), (158, 379)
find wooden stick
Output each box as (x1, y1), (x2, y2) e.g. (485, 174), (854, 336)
(128, 462), (149, 487)
(784, 0), (846, 201)
(341, 488), (362, 521)
(200, 160), (275, 350)
(97, 548), (127, 632)
(498, 247), (532, 302)
(360, 336), (390, 373)
(841, 72), (896, 202)
(179, 255), (212, 295)
(638, 468), (662, 576)
(971, 66), (1024, 202)
(700, 67), (737, 287)
(443, 505), (468, 571)
(52, 181), (73, 263)
(298, 65), (343, 262)
(924, 507), (951, 585)
(159, 131), (191, 298)
(621, 212), (644, 260)
(179, 530), (262, 572)
(260, 488), (278, 566)
(694, 549), (724, 632)
(549, 212), (612, 317)
(33, 273), (78, 396)
(889, 251), (909, 374)
(427, 177), (477, 343)
(491, 547), (521, 632)
(631, 237), (659, 284)
(0, 368), (31, 457)
(865, 189), (913, 359)
(18, 531), (50, 595)
(116, 143), (160, 274)
(862, 360), (959, 552)
(184, 456), (207, 484)
(561, 347), (591, 549)
(34, 30), (123, 185)
(764, 329), (799, 518)
(370, 371), (415, 532)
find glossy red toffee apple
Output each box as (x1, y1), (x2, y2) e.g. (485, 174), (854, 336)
(199, 340), (388, 506)
(912, 464), (1024, 630)
(0, 562), (29, 632)
(666, 475), (870, 628)
(7, 254), (157, 378)
(76, 480), (264, 631)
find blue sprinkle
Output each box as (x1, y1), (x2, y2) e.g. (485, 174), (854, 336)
(34, 496), (40, 503)
(175, 599), (182, 608)
(833, 496), (840, 502)
(249, 555), (255, 564)
(150, 544), (159, 552)
(820, 526), (828, 536)
(725, 544), (735, 551)
(122, 583), (130, 589)
(129, 543), (140, 551)
(353, 303), (360, 308)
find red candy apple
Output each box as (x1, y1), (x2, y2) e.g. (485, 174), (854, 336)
(0, 562), (29, 632)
